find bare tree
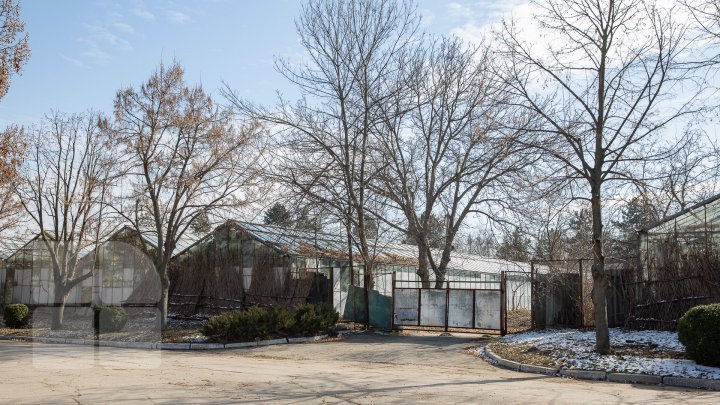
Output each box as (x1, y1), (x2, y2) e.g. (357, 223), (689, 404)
(16, 112), (115, 329)
(226, 0), (419, 290)
(108, 62), (264, 326)
(685, 0), (720, 44)
(0, 0), (29, 100)
(497, 0), (704, 353)
(655, 131), (720, 215)
(375, 36), (537, 288)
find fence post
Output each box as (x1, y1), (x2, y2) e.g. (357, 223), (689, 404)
(501, 271), (507, 336)
(444, 278), (450, 332)
(578, 259), (584, 328)
(391, 271), (396, 331)
(530, 261), (535, 330)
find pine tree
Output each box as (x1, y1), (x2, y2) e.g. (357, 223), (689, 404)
(263, 203), (292, 227)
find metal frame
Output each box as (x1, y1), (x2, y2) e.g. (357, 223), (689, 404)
(391, 272), (506, 335)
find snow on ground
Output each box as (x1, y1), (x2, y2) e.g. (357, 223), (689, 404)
(492, 328), (720, 380)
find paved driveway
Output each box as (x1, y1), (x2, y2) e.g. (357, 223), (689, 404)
(1, 332), (718, 404)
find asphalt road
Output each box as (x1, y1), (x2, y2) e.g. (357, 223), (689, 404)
(0, 332), (718, 404)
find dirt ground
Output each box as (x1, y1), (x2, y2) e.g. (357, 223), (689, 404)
(1, 332), (718, 404)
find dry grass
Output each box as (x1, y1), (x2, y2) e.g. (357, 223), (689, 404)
(488, 340), (687, 368)
(507, 309), (531, 333)
(488, 342), (559, 367)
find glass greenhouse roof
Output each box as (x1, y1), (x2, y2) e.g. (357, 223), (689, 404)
(641, 193), (720, 235)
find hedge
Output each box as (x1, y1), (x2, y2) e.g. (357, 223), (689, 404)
(202, 303), (338, 343)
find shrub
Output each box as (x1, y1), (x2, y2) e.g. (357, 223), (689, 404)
(202, 307), (276, 342)
(93, 305), (128, 333)
(201, 304), (339, 343)
(293, 303), (338, 336)
(3, 304), (31, 328)
(265, 306), (295, 333)
(678, 303), (720, 366)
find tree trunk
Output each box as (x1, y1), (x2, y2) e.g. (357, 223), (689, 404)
(590, 186), (610, 354)
(159, 271), (170, 328)
(433, 272), (446, 289)
(2, 267), (14, 304)
(51, 286), (69, 330)
(416, 244), (431, 288)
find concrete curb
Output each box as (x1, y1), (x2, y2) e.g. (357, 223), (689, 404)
(0, 333), (330, 351)
(483, 346), (719, 391)
(560, 369), (606, 381)
(607, 372), (663, 385)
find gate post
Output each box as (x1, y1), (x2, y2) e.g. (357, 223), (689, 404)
(501, 271), (507, 336)
(444, 278), (450, 332)
(578, 259), (584, 328)
(391, 271), (396, 331)
(530, 261), (535, 330)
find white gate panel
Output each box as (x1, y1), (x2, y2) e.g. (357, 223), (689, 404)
(394, 289), (419, 325)
(420, 289), (446, 327)
(448, 290), (474, 328)
(475, 290), (501, 330)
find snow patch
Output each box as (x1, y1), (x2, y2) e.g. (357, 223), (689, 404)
(493, 328), (720, 380)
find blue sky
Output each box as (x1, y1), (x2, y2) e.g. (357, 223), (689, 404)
(0, 0), (518, 127)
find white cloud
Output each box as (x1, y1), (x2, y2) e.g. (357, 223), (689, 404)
(113, 22), (135, 34)
(419, 8), (436, 28)
(82, 48), (111, 64)
(60, 53), (86, 68)
(447, 2), (474, 18)
(81, 24), (133, 51)
(132, 7), (155, 20)
(167, 10), (190, 24)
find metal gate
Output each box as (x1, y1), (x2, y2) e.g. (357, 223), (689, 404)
(391, 272), (507, 335)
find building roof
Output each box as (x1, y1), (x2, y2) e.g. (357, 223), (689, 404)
(639, 192), (720, 235)
(178, 220), (534, 275)
(379, 243), (533, 275)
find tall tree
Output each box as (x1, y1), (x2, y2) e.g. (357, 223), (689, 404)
(0, 125), (25, 242)
(0, 0), (29, 100)
(497, 0), (703, 353)
(264, 202), (292, 227)
(16, 112), (115, 329)
(227, 0), (419, 289)
(0, 0), (30, 247)
(496, 228), (532, 262)
(376, 36), (536, 288)
(108, 62), (264, 326)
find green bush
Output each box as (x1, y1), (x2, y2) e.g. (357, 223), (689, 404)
(293, 303), (339, 336)
(202, 307), (275, 342)
(678, 303), (720, 366)
(202, 304), (339, 343)
(265, 306), (295, 333)
(93, 305), (128, 333)
(3, 304), (31, 328)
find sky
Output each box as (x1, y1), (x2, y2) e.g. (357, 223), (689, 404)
(0, 0), (527, 127)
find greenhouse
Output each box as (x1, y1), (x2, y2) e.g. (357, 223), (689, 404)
(632, 193), (720, 329)
(167, 220), (417, 317)
(167, 220), (534, 317)
(0, 235), (93, 306)
(638, 193), (720, 275)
